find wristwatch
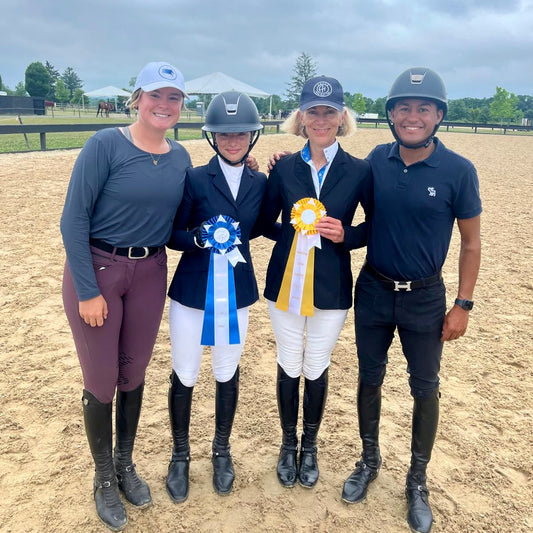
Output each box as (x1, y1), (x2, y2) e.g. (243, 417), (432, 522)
(455, 298), (474, 311)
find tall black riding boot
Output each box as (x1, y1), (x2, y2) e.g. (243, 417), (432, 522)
(406, 389), (439, 533)
(342, 381), (382, 504)
(298, 368), (328, 488)
(212, 367), (239, 495)
(276, 364), (300, 488)
(82, 390), (127, 532)
(166, 371), (193, 503)
(114, 382), (152, 508)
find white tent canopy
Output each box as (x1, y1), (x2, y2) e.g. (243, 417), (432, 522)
(84, 85), (131, 98)
(185, 72), (270, 98)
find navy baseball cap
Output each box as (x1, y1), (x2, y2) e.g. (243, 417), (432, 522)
(299, 76), (344, 112)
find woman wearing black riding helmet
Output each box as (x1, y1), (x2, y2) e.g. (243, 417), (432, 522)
(164, 91), (267, 501)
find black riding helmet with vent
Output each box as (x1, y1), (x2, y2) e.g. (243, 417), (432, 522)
(202, 91), (263, 165)
(386, 67), (448, 149)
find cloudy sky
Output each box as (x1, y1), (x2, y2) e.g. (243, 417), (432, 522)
(1, 0), (532, 101)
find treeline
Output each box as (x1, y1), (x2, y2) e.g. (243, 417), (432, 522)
(3, 57), (532, 125)
(248, 88), (533, 124)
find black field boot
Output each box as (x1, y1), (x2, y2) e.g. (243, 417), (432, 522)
(406, 389), (440, 533)
(82, 390), (127, 532)
(114, 383), (152, 508)
(212, 367), (239, 495)
(276, 364), (300, 488)
(342, 382), (382, 504)
(298, 368), (328, 488)
(166, 371), (193, 503)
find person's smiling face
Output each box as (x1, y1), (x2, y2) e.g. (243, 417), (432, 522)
(301, 106), (343, 148)
(214, 132), (252, 165)
(390, 99), (443, 146)
(137, 87), (183, 131)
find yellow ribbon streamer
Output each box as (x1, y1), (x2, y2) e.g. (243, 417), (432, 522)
(276, 198), (326, 316)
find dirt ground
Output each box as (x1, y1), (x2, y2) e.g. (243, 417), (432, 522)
(0, 129), (531, 533)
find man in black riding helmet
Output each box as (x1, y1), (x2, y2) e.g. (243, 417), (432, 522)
(341, 68), (482, 533)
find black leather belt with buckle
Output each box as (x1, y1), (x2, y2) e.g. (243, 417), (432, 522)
(363, 262), (441, 291)
(90, 239), (161, 259)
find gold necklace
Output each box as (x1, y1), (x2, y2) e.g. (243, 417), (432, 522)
(149, 152), (163, 165)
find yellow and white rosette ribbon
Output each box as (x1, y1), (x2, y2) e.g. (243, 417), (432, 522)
(276, 198), (326, 316)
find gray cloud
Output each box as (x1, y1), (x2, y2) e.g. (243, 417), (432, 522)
(1, 0), (531, 100)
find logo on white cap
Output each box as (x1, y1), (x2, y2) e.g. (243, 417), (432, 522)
(313, 81), (333, 98)
(158, 65), (178, 81)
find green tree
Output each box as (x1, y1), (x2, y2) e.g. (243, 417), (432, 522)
(351, 92), (366, 115)
(252, 94), (283, 116)
(25, 61), (51, 97)
(447, 100), (468, 121)
(490, 86), (518, 123)
(0, 74), (3, 91)
(129, 76), (137, 89)
(14, 81), (28, 96)
(45, 60), (61, 99)
(62, 67), (83, 97)
(70, 88), (89, 106)
(516, 95), (533, 119)
(363, 97), (373, 111)
(370, 97), (386, 117)
(285, 52), (317, 109)
(55, 79), (70, 104)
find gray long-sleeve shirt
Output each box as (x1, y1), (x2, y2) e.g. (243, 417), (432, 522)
(60, 128), (190, 300)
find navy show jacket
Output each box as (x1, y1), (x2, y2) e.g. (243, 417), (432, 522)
(167, 156), (267, 310)
(259, 144), (372, 310)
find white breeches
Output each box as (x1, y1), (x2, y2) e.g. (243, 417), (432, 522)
(266, 299), (348, 380)
(169, 299), (249, 387)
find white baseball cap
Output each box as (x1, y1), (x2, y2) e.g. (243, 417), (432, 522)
(134, 62), (189, 98)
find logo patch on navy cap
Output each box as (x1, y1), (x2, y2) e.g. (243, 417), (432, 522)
(313, 81), (333, 98)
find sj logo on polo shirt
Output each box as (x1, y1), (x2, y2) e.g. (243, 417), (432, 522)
(428, 187), (436, 197)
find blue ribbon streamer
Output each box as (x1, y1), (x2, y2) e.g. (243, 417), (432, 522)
(200, 215), (242, 346)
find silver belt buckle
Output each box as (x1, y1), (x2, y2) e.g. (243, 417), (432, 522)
(394, 280), (412, 291)
(128, 246), (149, 259)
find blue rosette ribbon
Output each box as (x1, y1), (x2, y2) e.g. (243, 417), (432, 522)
(201, 215), (246, 346)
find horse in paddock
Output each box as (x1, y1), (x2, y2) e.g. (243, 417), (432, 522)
(96, 101), (114, 117)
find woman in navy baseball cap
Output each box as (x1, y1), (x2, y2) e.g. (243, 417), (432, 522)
(258, 76), (372, 489)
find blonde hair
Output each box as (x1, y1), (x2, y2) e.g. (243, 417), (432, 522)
(125, 88), (142, 111)
(281, 107), (357, 138)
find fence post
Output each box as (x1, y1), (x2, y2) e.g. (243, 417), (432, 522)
(40, 132), (46, 150)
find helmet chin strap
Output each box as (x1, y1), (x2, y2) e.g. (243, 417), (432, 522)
(206, 131), (261, 166)
(386, 109), (441, 150)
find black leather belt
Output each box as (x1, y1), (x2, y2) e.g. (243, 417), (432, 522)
(363, 261), (441, 291)
(90, 239), (162, 259)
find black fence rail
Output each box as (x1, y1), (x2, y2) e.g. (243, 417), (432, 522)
(0, 119), (531, 152)
(0, 121), (283, 151)
(356, 117), (533, 133)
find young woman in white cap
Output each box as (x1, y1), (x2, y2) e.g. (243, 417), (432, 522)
(164, 91), (267, 501)
(61, 61), (191, 531)
(259, 76), (372, 490)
